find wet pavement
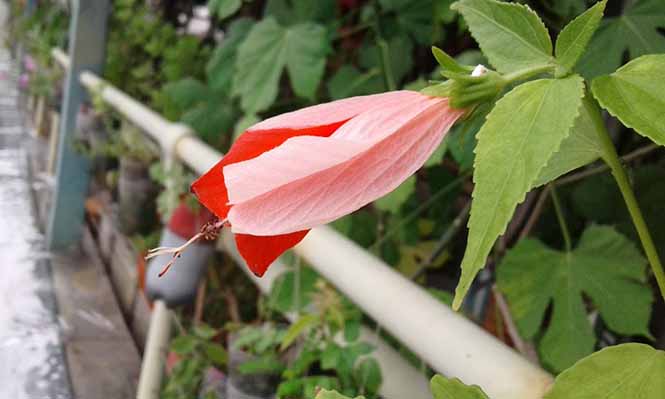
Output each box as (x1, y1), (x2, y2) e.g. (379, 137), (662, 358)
(0, 3), (72, 398)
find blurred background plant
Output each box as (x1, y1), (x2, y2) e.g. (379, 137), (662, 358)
(8, 0), (665, 397)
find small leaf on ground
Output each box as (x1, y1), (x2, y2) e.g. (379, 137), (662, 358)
(497, 226), (652, 372)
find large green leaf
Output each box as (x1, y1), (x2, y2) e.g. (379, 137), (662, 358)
(233, 18), (329, 112)
(430, 375), (489, 399)
(591, 54), (665, 147)
(533, 96), (603, 187)
(453, 75), (585, 309)
(545, 344), (665, 398)
(451, 0), (554, 73)
(497, 226), (652, 372)
(555, 0), (606, 72)
(206, 18), (254, 95)
(162, 78), (210, 110)
(577, 0), (665, 79)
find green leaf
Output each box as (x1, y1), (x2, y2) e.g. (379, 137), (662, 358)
(233, 18), (329, 112)
(451, 0), (554, 73)
(555, 0), (607, 72)
(374, 176), (416, 214)
(206, 18), (254, 95)
(203, 342), (228, 366)
(454, 75), (585, 310)
(280, 314), (319, 350)
(208, 0), (242, 20)
(353, 358), (382, 396)
(432, 46), (470, 74)
(267, 267), (318, 313)
(591, 54), (665, 147)
(577, 0), (665, 79)
(193, 324), (218, 339)
(237, 353), (285, 375)
(315, 389), (365, 399)
(359, 36), (414, 88)
(532, 96), (603, 187)
(162, 78), (209, 110)
(327, 65), (382, 100)
(545, 344), (665, 398)
(181, 100), (235, 146)
(497, 226), (652, 372)
(430, 374), (489, 399)
(170, 335), (198, 355)
(264, 0), (336, 25)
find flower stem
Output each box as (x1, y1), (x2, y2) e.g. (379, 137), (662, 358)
(585, 95), (665, 301)
(549, 184), (572, 252)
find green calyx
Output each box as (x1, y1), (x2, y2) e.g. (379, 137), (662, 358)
(423, 46), (506, 109)
(423, 47), (558, 110)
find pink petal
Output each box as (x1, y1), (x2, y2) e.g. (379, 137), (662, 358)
(225, 94), (463, 236)
(249, 90), (421, 132)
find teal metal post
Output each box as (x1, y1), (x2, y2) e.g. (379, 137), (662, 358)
(47, 0), (110, 250)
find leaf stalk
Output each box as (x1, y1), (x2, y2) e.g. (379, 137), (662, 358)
(585, 95), (665, 301)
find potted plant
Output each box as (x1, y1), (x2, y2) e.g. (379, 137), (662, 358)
(162, 323), (228, 399)
(226, 323), (290, 399)
(110, 121), (160, 234)
(276, 281), (382, 399)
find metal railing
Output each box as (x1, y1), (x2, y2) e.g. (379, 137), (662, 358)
(51, 47), (552, 399)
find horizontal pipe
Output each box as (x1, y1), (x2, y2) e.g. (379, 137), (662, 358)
(52, 48), (553, 398)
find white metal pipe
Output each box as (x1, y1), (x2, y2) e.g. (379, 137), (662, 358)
(52, 49), (552, 398)
(136, 300), (172, 399)
(296, 227), (553, 398)
(219, 231), (433, 399)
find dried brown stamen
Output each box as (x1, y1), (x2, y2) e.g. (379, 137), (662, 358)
(146, 218), (226, 277)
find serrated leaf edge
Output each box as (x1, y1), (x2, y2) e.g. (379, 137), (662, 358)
(451, 0), (554, 72)
(453, 76), (585, 309)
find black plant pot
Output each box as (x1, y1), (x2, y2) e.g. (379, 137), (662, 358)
(226, 333), (280, 399)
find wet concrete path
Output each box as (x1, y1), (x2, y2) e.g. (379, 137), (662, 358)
(0, 4), (72, 398)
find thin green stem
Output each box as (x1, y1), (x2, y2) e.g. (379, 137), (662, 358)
(378, 38), (396, 91)
(549, 184), (572, 252)
(585, 95), (665, 301)
(502, 63), (556, 85)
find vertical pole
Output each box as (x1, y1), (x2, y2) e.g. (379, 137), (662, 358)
(47, 0), (110, 250)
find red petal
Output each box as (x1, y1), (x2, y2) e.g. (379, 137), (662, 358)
(191, 121), (347, 220)
(235, 230), (309, 276)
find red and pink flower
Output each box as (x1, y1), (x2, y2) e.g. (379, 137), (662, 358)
(192, 90), (464, 276)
